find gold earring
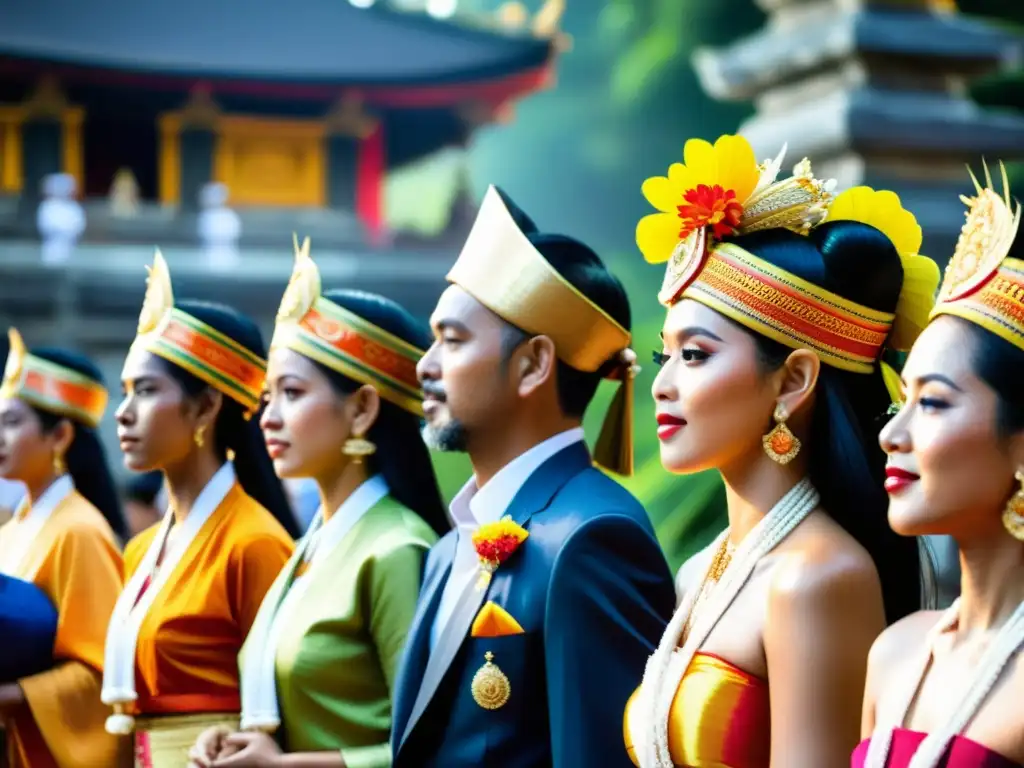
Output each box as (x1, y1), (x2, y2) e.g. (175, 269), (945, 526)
(53, 451), (66, 475)
(343, 433), (376, 465)
(194, 425), (206, 448)
(1001, 471), (1024, 541)
(763, 403), (801, 465)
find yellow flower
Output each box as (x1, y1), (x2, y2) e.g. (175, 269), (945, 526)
(472, 516), (529, 569)
(636, 135), (760, 264)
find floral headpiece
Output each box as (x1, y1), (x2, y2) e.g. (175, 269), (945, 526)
(637, 135), (940, 398)
(930, 162), (1024, 352)
(271, 235), (426, 416)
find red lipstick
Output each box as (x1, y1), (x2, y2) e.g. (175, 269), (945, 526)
(656, 413), (686, 441)
(884, 466), (919, 495)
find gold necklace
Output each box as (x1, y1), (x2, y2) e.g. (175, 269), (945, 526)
(681, 535), (734, 644)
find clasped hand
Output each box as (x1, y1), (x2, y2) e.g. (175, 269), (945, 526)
(187, 727), (282, 768)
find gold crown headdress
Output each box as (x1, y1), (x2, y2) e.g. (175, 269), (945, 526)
(271, 235), (426, 416)
(449, 186), (638, 475)
(930, 162), (1024, 351)
(637, 134), (940, 400)
(129, 251), (267, 416)
(0, 328), (108, 428)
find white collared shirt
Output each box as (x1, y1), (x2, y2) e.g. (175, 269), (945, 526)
(0, 474), (74, 575)
(428, 428), (585, 651)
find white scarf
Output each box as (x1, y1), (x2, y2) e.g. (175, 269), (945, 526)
(0, 475), (74, 576)
(863, 597), (1024, 768)
(631, 478), (820, 768)
(101, 463), (236, 734)
(238, 475), (388, 732)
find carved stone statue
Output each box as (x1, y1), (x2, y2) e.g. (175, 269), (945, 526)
(197, 182), (241, 270)
(37, 173), (85, 266)
(109, 167), (140, 219)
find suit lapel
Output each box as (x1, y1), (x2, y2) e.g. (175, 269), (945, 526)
(393, 534), (455, 750)
(398, 441), (592, 748)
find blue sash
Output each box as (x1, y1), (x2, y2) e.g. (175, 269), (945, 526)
(0, 573), (57, 683)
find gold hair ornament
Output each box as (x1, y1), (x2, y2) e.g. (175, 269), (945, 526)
(448, 186), (637, 475)
(930, 161), (1024, 354)
(271, 234), (427, 416)
(0, 327), (109, 429)
(130, 250), (267, 417)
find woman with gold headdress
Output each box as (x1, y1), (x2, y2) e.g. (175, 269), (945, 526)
(0, 330), (130, 767)
(623, 135), (942, 767)
(101, 253), (298, 768)
(185, 237), (448, 768)
(856, 167), (1024, 768)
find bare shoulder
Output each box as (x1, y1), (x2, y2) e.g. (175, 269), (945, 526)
(867, 610), (940, 677)
(768, 517), (882, 616)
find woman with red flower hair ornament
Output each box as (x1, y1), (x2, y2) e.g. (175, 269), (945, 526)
(623, 135), (941, 768)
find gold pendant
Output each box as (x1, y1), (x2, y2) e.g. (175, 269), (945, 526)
(471, 651), (510, 710)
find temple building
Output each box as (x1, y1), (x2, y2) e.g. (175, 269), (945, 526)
(0, 0), (561, 242)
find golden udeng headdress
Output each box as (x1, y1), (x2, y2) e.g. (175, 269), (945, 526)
(930, 162), (1024, 351)
(637, 135), (941, 398)
(449, 185), (637, 475)
(130, 252), (267, 416)
(0, 328), (108, 428)
(271, 235), (426, 416)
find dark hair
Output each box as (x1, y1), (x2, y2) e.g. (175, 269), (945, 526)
(157, 300), (299, 539)
(310, 289), (449, 537)
(26, 348), (129, 542)
(725, 221), (920, 625)
(125, 470), (163, 506)
(492, 188), (632, 419)
(963, 320), (1024, 439)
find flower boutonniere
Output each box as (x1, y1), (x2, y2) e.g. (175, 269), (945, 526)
(472, 516), (529, 589)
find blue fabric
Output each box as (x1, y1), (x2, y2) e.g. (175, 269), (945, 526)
(391, 443), (676, 768)
(0, 574), (58, 684)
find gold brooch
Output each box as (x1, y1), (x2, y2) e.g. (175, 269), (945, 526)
(470, 652), (510, 710)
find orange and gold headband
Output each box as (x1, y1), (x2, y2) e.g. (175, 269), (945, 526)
(931, 163), (1024, 351)
(449, 186), (637, 475)
(638, 135), (940, 385)
(130, 251), (266, 415)
(1, 328), (108, 428)
(272, 236), (426, 416)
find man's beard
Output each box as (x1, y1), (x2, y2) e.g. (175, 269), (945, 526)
(422, 418), (468, 453)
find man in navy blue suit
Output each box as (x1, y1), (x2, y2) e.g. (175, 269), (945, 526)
(390, 186), (676, 768)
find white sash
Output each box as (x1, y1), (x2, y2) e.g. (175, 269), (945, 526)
(0, 475), (74, 576)
(863, 597), (1024, 768)
(239, 475), (388, 732)
(101, 463), (236, 731)
(631, 478), (820, 768)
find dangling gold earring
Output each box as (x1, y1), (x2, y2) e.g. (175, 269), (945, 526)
(194, 425), (206, 448)
(53, 451), (66, 475)
(343, 432), (376, 465)
(1001, 471), (1024, 541)
(763, 403), (801, 465)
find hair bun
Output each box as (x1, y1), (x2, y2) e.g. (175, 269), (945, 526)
(811, 220), (903, 314)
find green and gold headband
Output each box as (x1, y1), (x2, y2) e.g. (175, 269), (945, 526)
(271, 236), (426, 416)
(1, 328), (109, 428)
(130, 251), (267, 416)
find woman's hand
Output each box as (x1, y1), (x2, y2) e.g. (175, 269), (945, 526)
(209, 732), (282, 767)
(186, 725), (237, 768)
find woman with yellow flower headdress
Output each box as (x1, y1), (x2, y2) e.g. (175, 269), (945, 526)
(623, 135), (941, 768)
(186, 238), (447, 768)
(0, 331), (129, 768)
(101, 253), (297, 768)
(857, 166), (1024, 768)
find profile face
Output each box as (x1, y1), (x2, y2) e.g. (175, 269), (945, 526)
(652, 299), (778, 474)
(116, 349), (196, 472)
(260, 347), (353, 480)
(880, 316), (1018, 538)
(0, 397), (54, 487)
(418, 285), (516, 452)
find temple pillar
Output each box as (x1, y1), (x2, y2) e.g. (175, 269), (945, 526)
(16, 78), (83, 221)
(159, 88), (219, 211)
(692, 0), (1024, 265)
(325, 95), (383, 238)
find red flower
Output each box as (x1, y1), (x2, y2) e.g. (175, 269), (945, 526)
(472, 517), (529, 574)
(677, 184), (744, 240)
